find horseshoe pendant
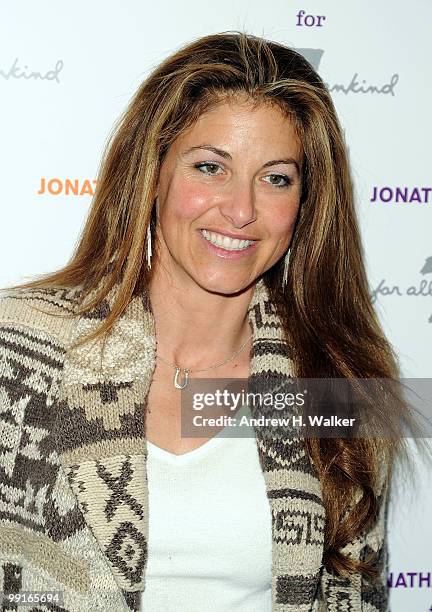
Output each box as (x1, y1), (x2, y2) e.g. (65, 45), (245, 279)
(174, 367), (189, 389)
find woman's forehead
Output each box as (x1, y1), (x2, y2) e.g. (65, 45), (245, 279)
(172, 99), (302, 152)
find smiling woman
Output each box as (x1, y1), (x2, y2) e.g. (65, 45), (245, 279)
(0, 30), (424, 612)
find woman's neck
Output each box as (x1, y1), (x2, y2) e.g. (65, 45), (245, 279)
(148, 268), (254, 370)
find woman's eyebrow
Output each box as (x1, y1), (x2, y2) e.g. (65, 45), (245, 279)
(182, 144), (301, 175)
(183, 145), (232, 159)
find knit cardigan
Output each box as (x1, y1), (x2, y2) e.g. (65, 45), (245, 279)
(0, 276), (389, 611)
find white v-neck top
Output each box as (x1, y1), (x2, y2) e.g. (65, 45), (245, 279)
(140, 433), (272, 611)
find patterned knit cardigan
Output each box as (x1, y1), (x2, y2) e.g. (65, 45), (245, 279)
(0, 277), (389, 611)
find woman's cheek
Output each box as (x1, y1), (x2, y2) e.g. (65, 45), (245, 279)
(169, 182), (215, 220)
(265, 199), (299, 235)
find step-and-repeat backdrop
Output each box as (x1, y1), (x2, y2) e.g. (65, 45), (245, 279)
(1, 2), (431, 609)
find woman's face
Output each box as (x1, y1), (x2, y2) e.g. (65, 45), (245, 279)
(154, 97), (303, 294)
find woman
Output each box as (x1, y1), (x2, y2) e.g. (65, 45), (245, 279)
(0, 31), (420, 612)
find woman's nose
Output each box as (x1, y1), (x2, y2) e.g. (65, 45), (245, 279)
(219, 180), (257, 228)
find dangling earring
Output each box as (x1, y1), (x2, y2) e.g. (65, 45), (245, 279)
(146, 225), (152, 270)
(282, 248), (291, 288)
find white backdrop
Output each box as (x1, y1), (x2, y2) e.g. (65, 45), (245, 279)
(1, 1), (431, 609)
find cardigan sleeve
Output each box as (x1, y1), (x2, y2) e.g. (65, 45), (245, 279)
(319, 467), (390, 611)
(0, 291), (138, 612)
(0, 307), (67, 596)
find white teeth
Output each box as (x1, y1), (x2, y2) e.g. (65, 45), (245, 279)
(201, 229), (253, 251)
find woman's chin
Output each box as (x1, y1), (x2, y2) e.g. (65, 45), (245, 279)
(194, 274), (255, 296)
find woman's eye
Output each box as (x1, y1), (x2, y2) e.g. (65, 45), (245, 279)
(263, 174), (293, 188)
(193, 164), (292, 188)
(194, 162), (222, 175)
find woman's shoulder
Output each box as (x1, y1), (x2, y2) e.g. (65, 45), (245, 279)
(0, 284), (82, 344)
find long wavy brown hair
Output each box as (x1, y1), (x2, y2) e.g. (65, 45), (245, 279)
(6, 31), (427, 584)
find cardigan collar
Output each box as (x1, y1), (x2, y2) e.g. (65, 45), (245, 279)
(54, 277), (325, 610)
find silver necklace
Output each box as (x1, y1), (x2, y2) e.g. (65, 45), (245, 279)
(157, 333), (253, 389)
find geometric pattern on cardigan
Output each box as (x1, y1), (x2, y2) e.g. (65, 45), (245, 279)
(0, 279), (390, 611)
